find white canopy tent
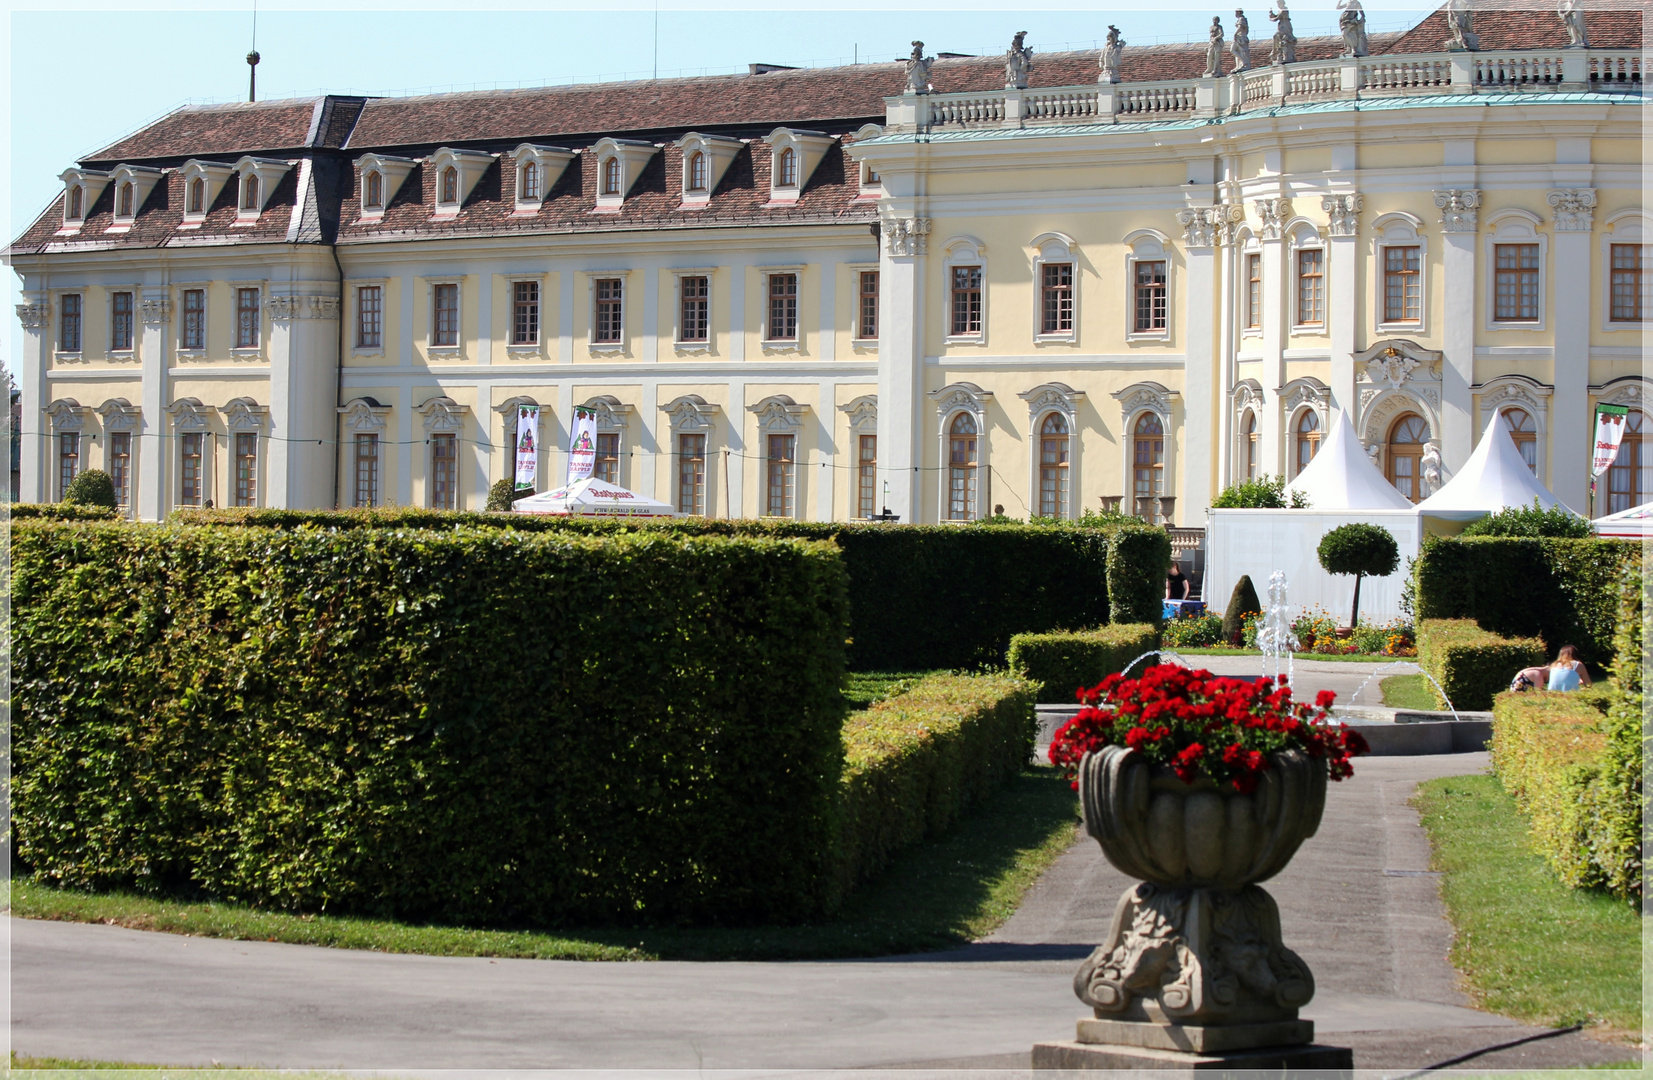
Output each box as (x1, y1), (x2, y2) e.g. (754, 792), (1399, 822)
(1284, 409), (1415, 511)
(1416, 411), (1577, 520)
(1592, 501), (1653, 538)
(513, 476), (676, 518)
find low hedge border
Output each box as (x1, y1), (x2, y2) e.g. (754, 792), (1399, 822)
(9, 502), (119, 520)
(1417, 619), (1546, 712)
(1007, 624), (1160, 704)
(834, 672), (1036, 904)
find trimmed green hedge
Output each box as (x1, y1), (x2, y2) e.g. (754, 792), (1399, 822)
(1007, 624), (1160, 704)
(1416, 536), (1640, 669)
(1491, 690), (1610, 892)
(9, 502), (119, 520)
(1590, 565), (1644, 900)
(1418, 619), (1546, 711)
(835, 672), (1036, 901)
(168, 509), (1165, 672)
(14, 520), (850, 925)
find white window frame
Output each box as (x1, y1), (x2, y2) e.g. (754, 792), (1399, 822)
(849, 262), (880, 347)
(230, 283), (264, 354)
(670, 268), (716, 353)
(1601, 210), (1653, 332)
(592, 138), (656, 212)
(1371, 212), (1429, 336)
(106, 288), (138, 356)
(57, 167), (110, 233)
(1286, 221), (1327, 335)
(510, 144), (576, 214)
(587, 270), (631, 351)
(1483, 209), (1548, 332)
(231, 156), (292, 225)
(1238, 233), (1263, 340)
(941, 236), (988, 347)
(1030, 232), (1080, 345)
(505, 274), (548, 353)
(1019, 382), (1085, 522)
(106, 165), (163, 233)
(761, 267), (804, 350)
(929, 382), (993, 523)
(55, 291), (84, 358)
(426, 147), (496, 219)
(179, 159), (235, 228)
(426, 279), (464, 355)
(355, 154), (418, 222)
(1124, 230), (1172, 342)
(674, 133), (742, 208)
(1113, 381), (1179, 523)
(852, 124), (885, 200)
(764, 127), (835, 205)
(177, 285), (208, 354)
(352, 279), (388, 355)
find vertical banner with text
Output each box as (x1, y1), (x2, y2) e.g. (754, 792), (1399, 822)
(567, 407), (598, 485)
(514, 405), (539, 492)
(1592, 404), (1631, 478)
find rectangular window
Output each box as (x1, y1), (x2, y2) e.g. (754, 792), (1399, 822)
(109, 431), (131, 507)
(430, 433), (457, 510)
(594, 278), (623, 343)
(858, 271), (879, 340)
(766, 433), (796, 517)
(1611, 244), (1650, 322)
(951, 265), (983, 336)
(58, 432), (79, 499)
(357, 285), (382, 349)
(180, 289), (205, 350)
(60, 294), (82, 352)
(1245, 254), (1261, 329)
(857, 434), (877, 519)
(1296, 249), (1324, 326)
(1040, 262), (1074, 335)
(233, 433), (258, 506)
(767, 273), (798, 342)
(512, 281), (539, 345)
(677, 432), (706, 515)
(679, 276), (709, 342)
(432, 283), (459, 347)
(595, 432), (619, 483)
(235, 287), (260, 349)
(1494, 244), (1540, 321)
(179, 432), (203, 506)
(354, 434), (379, 508)
(111, 291), (134, 351)
(1383, 246), (1421, 323)
(1133, 260), (1167, 333)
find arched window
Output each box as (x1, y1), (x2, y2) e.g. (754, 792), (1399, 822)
(777, 147), (798, 187)
(1498, 407), (1538, 474)
(241, 174), (259, 210)
(520, 161), (539, 201)
(1607, 410), (1648, 514)
(1294, 410), (1321, 477)
(364, 171), (383, 208)
(1387, 413), (1430, 503)
(688, 152), (707, 192)
(118, 182), (133, 217)
(441, 166), (459, 204)
(1133, 413), (1165, 522)
(602, 158), (622, 196)
(948, 412), (978, 521)
(68, 186), (82, 220)
(188, 178), (205, 214)
(1242, 410), (1258, 480)
(1038, 412), (1070, 519)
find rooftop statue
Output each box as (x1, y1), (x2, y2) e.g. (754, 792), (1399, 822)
(1446, 0), (1481, 51)
(1558, 0), (1589, 47)
(905, 41), (935, 95)
(1269, 0), (1297, 65)
(1099, 25), (1125, 84)
(1231, 11), (1252, 73)
(1005, 30), (1034, 89)
(1204, 17), (1226, 77)
(1338, 0), (1370, 57)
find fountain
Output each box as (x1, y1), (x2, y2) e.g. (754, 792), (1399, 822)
(1256, 570), (1298, 687)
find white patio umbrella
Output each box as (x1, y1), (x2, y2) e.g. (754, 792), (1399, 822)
(512, 476), (676, 517)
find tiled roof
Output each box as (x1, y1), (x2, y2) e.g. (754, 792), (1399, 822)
(84, 97), (362, 165)
(1388, 4), (1644, 54)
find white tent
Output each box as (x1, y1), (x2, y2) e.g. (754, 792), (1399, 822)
(513, 476), (676, 518)
(1593, 501), (1653, 538)
(1284, 409), (1415, 510)
(1416, 411), (1576, 520)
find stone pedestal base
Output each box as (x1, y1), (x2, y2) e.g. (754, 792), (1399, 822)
(1077, 1016), (1314, 1053)
(1032, 1039), (1353, 1072)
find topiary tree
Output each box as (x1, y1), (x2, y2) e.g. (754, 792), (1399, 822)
(1211, 474), (1311, 509)
(1460, 498), (1592, 538)
(485, 478), (520, 512)
(62, 469), (117, 509)
(1318, 523), (1400, 628)
(1223, 574), (1262, 645)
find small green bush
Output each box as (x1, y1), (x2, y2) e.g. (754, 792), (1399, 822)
(1318, 523), (1400, 627)
(1162, 613), (1223, 648)
(1223, 575), (1262, 645)
(9, 502), (118, 521)
(1418, 619), (1547, 711)
(1211, 474), (1310, 509)
(62, 469), (117, 508)
(1007, 624), (1160, 704)
(1461, 499), (1593, 538)
(484, 478), (518, 511)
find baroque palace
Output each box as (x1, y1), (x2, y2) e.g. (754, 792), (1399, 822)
(9, 3), (1649, 525)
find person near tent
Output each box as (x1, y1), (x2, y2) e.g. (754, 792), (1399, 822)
(1545, 644), (1591, 692)
(1166, 562), (1191, 600)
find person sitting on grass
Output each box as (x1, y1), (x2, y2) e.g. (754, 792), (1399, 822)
(1545, 644), (1591, 692)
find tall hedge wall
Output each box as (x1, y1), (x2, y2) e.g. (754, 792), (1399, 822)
(1417, 618), (1546, 711)
(14, 521), (850, 925)
(169, 509), (1167, 671)
(1008, 624), (1160, 704)
(1415, 536), (1640, 668)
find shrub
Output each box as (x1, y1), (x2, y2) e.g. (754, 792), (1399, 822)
(1461, 499), (1593, 538)
(1162, 613), (1223, 648)
(1008, 624), (1160, 704)
(1490, 689), (1610, 890)
(484, 478), (518, 511)
(1104, 526), (1172, 627)
(9, 502), (118, 521)
(62, 469), (117, 508)
(1211, 474), (1310, 509)
(1590, 565), (1644, 900)
(1223, 575), (1262, 645)
(1417, 619), (1546, 711)
(835, 672), (1036, 900)
(1318, 523), (1399, 627)
(13, 520), (850, 925)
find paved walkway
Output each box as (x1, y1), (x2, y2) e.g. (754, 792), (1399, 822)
(11, 752), (1639, 1073)
(1163, 653), (1422, 709)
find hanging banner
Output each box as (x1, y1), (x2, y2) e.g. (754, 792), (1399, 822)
(566, 407), (598, 485)
(1592, 404), (1631, 477)
(514, 405), (539, 492)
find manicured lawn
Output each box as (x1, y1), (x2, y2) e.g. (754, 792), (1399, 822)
(1413, 774), (1642, 1041)
(1382, 672), (1443, 710)
(842, 670), (940, 710)
(13, 766), (1078, 963)
(1167, 647), (1409, 664)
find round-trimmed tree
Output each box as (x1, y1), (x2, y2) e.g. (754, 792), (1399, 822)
(485, 478), (520, 512)
(1318, 523), (1400, 628)
(63, 469), (118, 509)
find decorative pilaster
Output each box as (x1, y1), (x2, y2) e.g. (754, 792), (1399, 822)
(1547, 189), (1596, 233)
(1436, 192), (1480, 469)
(1254, 198), (1291, 241)
(1433, 189), (1482, 233)
(878, 210), (929, 522)
(1320, 193), (1362, 237)
(1549, 189), (1595, 508)
(883, 217), (931, 256)
(15, 302), (50, 329)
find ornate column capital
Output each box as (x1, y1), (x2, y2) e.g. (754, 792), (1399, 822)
(1176, 207), (1220, 249)
(140, 297), (172, 325)
(1547, 188), (1597, 232)
(16, 301), (50, 329)
(1254, 198), (1291, 241)
(1321, 193), (1363, 237)
(266, 294), (341, 322)
(1433, 189), (1482, 233)
(883, 216), (931, 256)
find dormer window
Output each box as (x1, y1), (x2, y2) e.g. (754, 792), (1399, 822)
(440, 166), (458, 204)
(508, 144), (574, 214)
(776, 148), (798, 188)
(354, 154), (417, 221)
(424, 147), (496, 219)
(118, 182), (134, 217)
(364, 171), (383, 209)
(602, 158), (622, 196)
(188, 178), (205, 214)
(688, 153), (707, 192)
(230, 157), (293, 224)
(58, 167), (111, 232)
(178, 159), (234, 227)
(673, 133), (741, 209)
(763, 128), (835, 206)
(520, 161), (539, 200)
(241, 174), (259, 210)
(68, 186), (83, 220)
(106, 164), (164, 231)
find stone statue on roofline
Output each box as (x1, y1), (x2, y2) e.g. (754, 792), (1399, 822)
(1231, 11), (1252, 73)
(1269, 0), (1297, 65)
(1446, 0), (1480, 51)
(1099, 25), (1125, 84)
(906, 41), (935, 94)
(1338, 0), (1370, 57)
(1558, 0), (1589, 47)
(1005, 30), (1034, 89)
(1204, 17), (1225, 78)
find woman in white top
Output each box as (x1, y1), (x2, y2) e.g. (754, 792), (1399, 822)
(1546, 644), (1591, 692)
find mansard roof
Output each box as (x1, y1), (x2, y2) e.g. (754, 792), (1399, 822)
(85, 97), (367, 165)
